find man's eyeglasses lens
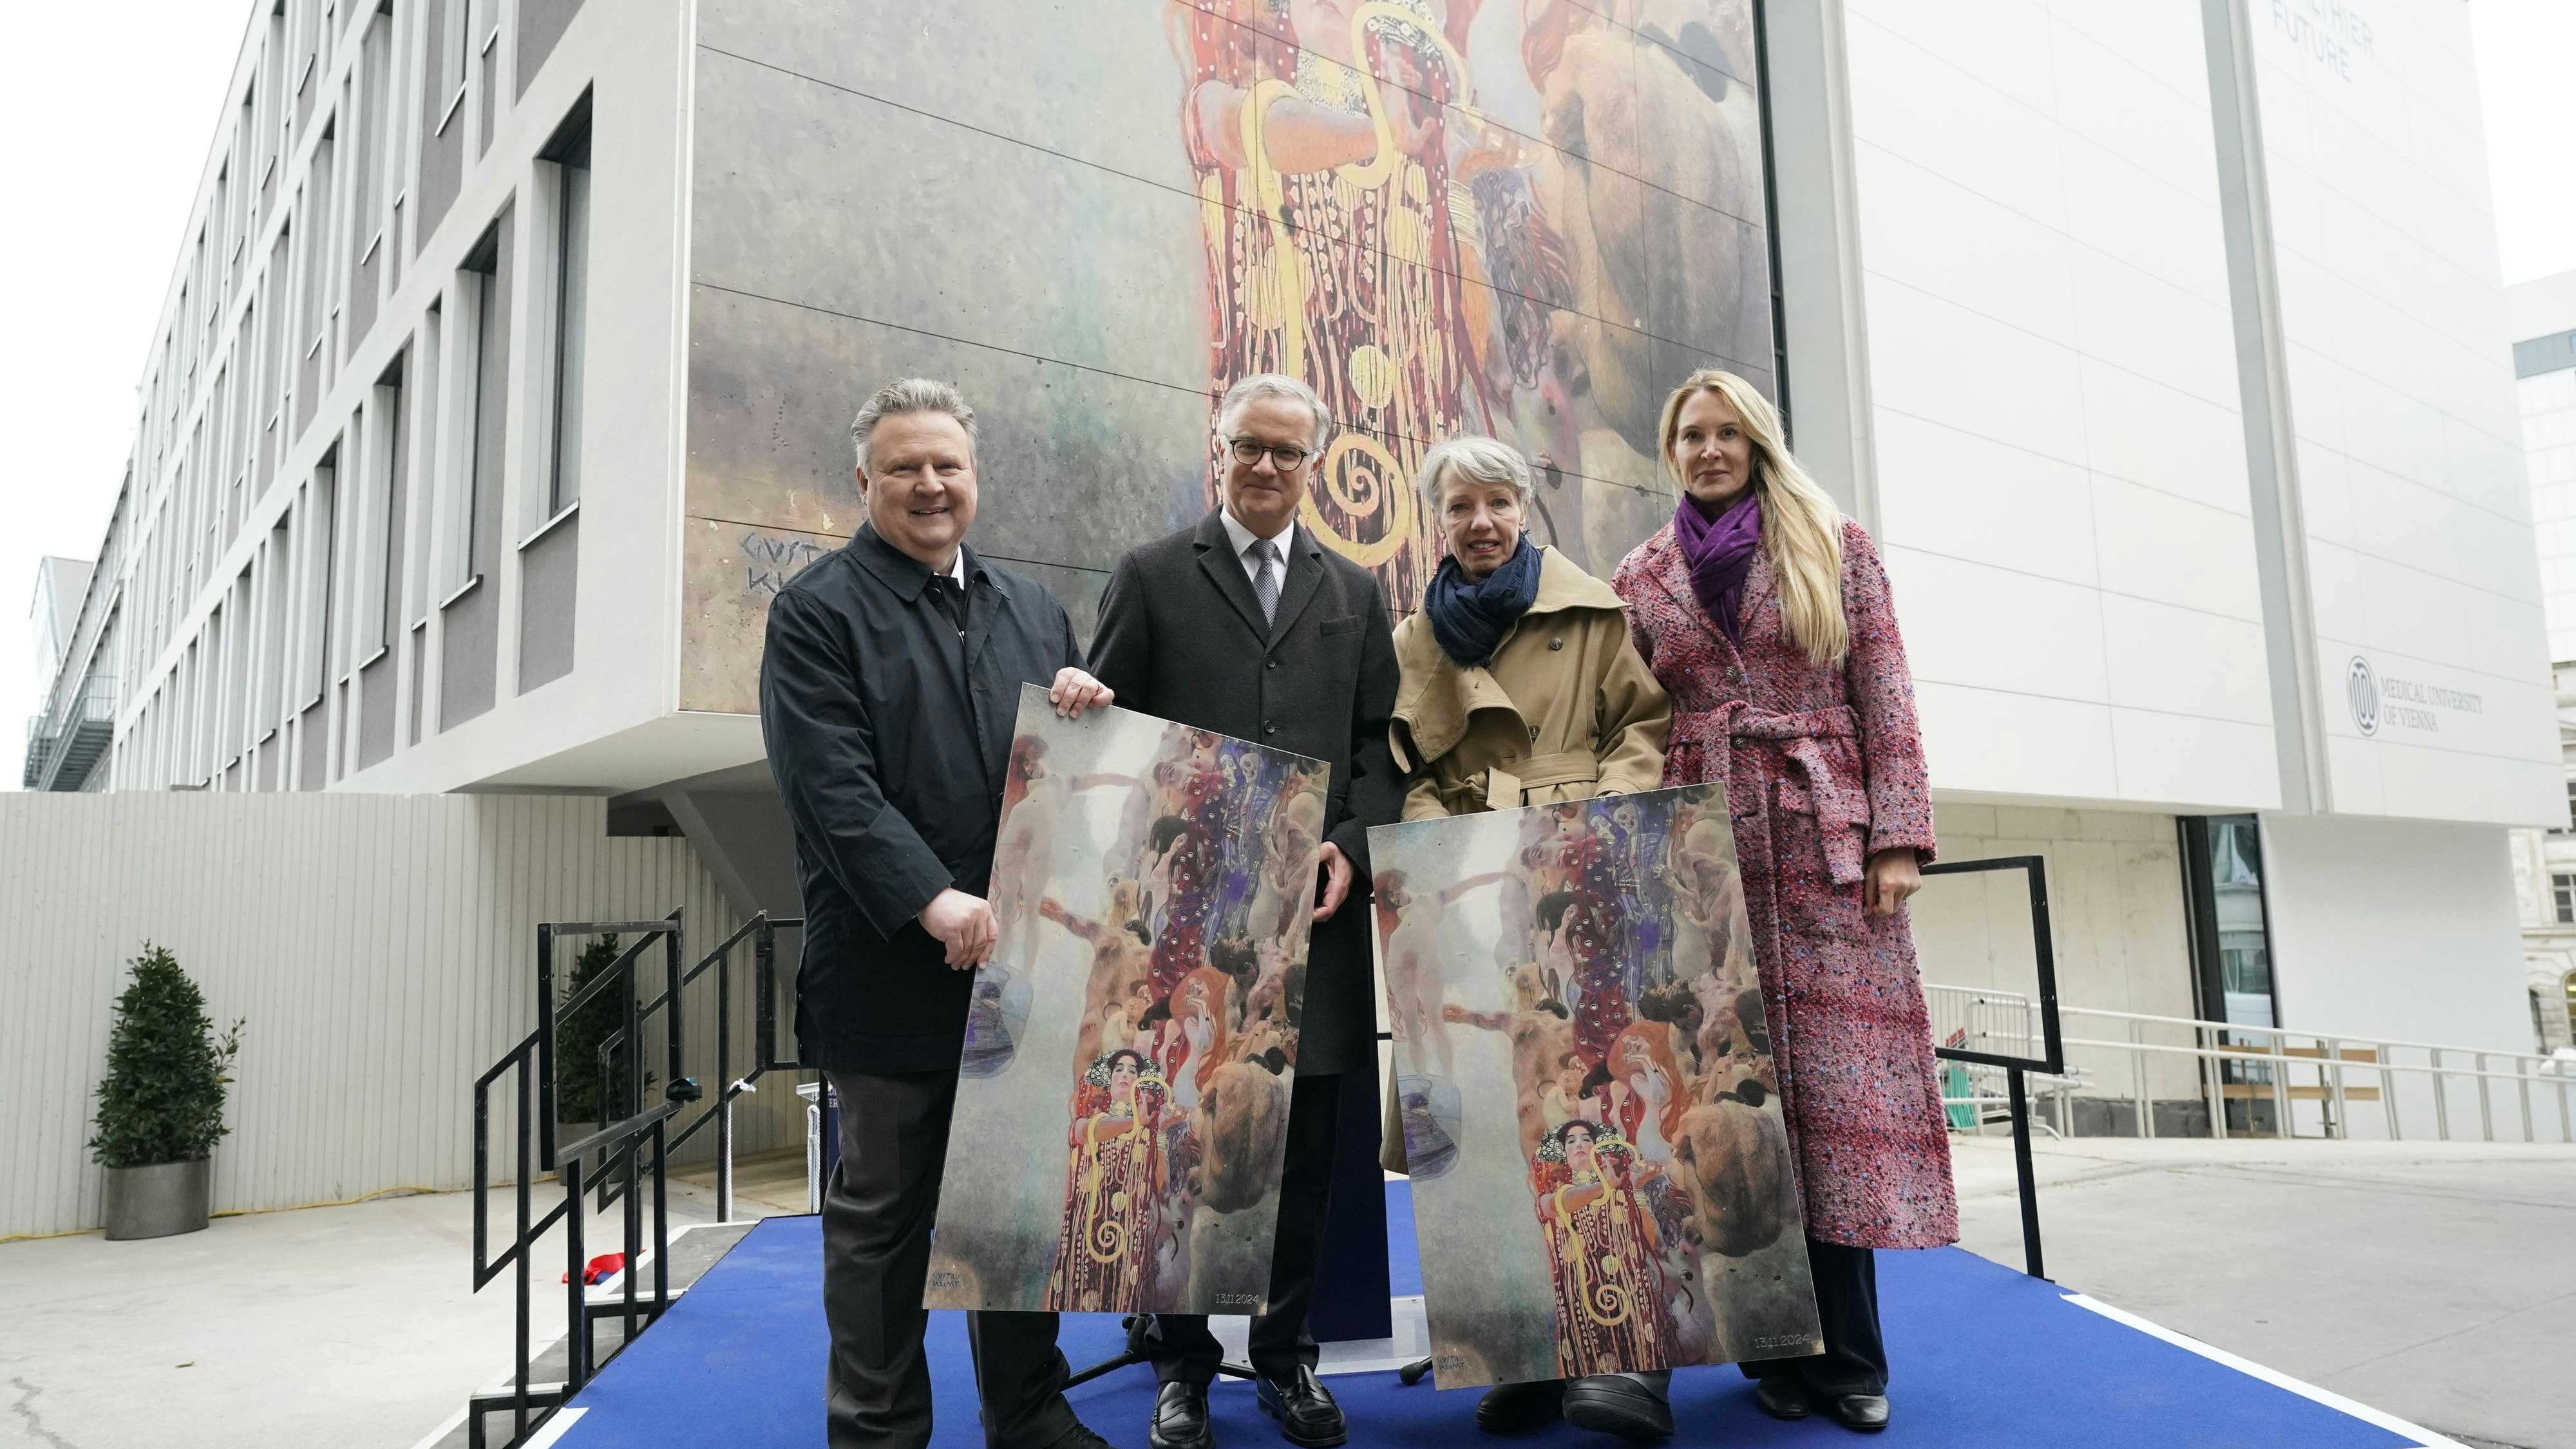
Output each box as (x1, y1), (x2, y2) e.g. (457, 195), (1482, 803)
(1229, 439), (1310, 469)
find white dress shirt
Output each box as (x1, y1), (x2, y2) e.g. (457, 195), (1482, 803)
(1218, 507), (1293, 598)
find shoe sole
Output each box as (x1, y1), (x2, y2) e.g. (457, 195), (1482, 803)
(1256, 1399), (1347, 1448)
(1561, 1389), (1672, 1444)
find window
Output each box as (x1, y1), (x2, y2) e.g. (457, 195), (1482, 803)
(355, 17), (391, 252)
(453, 230), (501, 591)
(543, 105), (592, 516)
(303, 459), (337, 703)
(368, 353), (407, 654)
(2559, 778), (2576, 834)
(2554, 874), (2574, 925)
(439, 0), (471, 125)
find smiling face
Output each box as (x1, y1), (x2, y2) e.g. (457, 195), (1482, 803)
(1220, 393), (1321, 538)
(1437, 468), (1526, 581)
(1669, 388), (1757, 511)
(858, 410), (979, 570)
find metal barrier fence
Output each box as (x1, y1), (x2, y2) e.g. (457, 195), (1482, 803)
(1926, 986), (2576, 1145)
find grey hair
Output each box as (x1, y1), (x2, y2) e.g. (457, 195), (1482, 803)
(851, 377), (978, 471)
(1417, 435), (1534, 513)
(1215, 373), (1332, 453)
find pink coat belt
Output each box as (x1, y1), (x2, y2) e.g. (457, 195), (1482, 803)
(1671, 703), (1870, 886)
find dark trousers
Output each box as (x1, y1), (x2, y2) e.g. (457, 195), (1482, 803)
(1148, 1070), (1342, 1385)
(824, 1069), (1077, 1449)
(1740, 1236), (1888, 1397)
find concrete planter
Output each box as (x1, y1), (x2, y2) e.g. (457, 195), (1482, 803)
(102, 1157), (211, 1240)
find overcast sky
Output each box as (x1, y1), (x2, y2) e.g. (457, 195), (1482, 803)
(5, 1), (2573, 790)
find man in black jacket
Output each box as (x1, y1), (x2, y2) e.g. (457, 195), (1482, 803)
(762, 378), (1122, 1449)
(1087, 374), (1404, 1449)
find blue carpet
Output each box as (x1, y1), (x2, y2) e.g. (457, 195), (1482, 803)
(556, 1183), (2421, 1448)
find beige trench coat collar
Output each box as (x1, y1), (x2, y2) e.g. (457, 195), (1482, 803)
(1392, 547), (1629, 769)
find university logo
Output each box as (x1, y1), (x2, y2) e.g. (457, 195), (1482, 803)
(2346, 656), (2380, 736)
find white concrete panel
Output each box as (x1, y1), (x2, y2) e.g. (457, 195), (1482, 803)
(2108, 710), (2282, 812)
(2090, 476), (2266, 622)
(1863, 279), (2088, 469)
(1872, 408), (2097, 589)
(2067, 247), (2244, 413)
(1883, 544), (2109, 704)
(2044, 16), (2222, 205)
(1843, 10), (2067, 229)
(1843, 0), (2057, 115)
(2038, 0), (2212, 109)
(1853, 142), (2078, 347)
(2098, 594), (2273, 726)
(2059, 132), (2230, 306)
(2259, 814), (2536, 1054)
(2076, 358), (2253, 515)
(1913, 680), (2119, 802)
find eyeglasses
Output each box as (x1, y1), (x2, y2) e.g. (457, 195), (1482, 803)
(1227, 438), (1312, 470)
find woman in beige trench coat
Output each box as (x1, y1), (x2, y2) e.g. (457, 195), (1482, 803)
(1383, 435), (1677, 1444)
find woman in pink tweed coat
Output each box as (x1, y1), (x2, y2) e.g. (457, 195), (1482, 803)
(1609, 369), (1955, 1435)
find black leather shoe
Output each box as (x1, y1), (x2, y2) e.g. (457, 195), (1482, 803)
(1150, 1382), (1212, 1449)
(1473, 1378), (1566, 1434)
(1054, 1425), (1133, 1449)
(1561, 1376), (1672, 1443)
(1255, 1367), (1347, 1447)
(1824, 1393), (1890, 1432)
(1753, 1376), (1812, 1421)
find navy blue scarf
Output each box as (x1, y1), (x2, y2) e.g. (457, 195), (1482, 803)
(1424, 538), (1543, 667)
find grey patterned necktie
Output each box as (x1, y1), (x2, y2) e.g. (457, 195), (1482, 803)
(1245, 537), (1280, 624)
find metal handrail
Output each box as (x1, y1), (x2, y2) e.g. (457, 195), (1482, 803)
(1927, 986), (2576, 1145)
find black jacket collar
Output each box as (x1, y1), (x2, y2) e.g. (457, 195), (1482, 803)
(848, 522), (987, 603)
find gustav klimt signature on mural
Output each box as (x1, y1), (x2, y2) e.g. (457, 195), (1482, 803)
(741, 531), (829, 597)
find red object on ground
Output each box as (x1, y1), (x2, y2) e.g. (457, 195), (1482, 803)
(561, 1252), (625, 1285)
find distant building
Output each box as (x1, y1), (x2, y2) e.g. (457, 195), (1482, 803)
(30, 0), (2561, 1088)
(24, 555), (103, 791)
(2506, 270), (2576, 1054)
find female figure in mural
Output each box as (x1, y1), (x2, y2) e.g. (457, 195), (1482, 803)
(1166, 0), (1540, 602)
(1045, 1049), (1172, 1312)
(1146, 815), (1222, 997)
(1532, 1120), (1680, 1381)
(1612, 369), (1955, 1432)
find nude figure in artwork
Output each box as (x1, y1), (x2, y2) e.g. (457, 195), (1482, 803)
(992, 734), (1137, 975)
(1374, 867), (1508, 1080)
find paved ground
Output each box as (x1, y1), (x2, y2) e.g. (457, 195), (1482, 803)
(1951, 1135), (2576, 1449)
(4, 1139), (2567, 1449)
(0, 1173), (758, 1449)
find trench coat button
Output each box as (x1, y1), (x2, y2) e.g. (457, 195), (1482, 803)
(1549, 638), (1564, 650)
(1530, 726), (1541, 740)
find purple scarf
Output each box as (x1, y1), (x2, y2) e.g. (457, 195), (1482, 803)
(1671, 491), (1761, 647)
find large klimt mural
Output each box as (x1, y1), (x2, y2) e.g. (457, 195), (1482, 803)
(681, 0), (1775, 712)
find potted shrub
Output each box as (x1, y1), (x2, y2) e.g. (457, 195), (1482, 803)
(90, 943), (242, 1240)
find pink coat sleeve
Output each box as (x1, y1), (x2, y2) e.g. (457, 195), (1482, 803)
(1839, 522), (1936, 864)
(1611, 549), (1658, 672)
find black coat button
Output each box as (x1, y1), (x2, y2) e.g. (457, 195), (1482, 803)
(1265, 721), (1278, 735)
(1266, 659), (1278, 670)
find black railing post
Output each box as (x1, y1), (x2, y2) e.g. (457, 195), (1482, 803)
(663, 910), (685, 1099)
(514, 1059), (534, 1444)
(652, 1117), (671, 1316)
(2009, 1066), (2046, 1281)
(564, 1155), (590, 1393)
(756, 918), (778, 1074)
(716, 922), (735, 1222)
(621, 1132), (642, 1348)
(536, 923), (558, 1170)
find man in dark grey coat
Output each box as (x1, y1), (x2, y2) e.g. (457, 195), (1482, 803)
(1087, 374), (1403, 1449)
(762, 378), (1122, 1449)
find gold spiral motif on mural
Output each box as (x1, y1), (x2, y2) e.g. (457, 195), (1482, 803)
(1301, 435), (1413, 568)
(1554, 1186), (1636, 1328)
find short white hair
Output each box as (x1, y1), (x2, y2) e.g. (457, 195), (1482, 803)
(1215, 373), (1332, 453)
(1417, 435), (1534, 512)
(852, 377), (978, 471)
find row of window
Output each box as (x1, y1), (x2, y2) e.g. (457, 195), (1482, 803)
(96, 1), (592, 794)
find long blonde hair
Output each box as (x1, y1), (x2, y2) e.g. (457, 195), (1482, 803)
(1657, 370), (1848, 664)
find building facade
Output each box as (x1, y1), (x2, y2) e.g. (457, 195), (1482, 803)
(30, 0), (2560, 1079)
(2506, 270), (2576, 1054)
